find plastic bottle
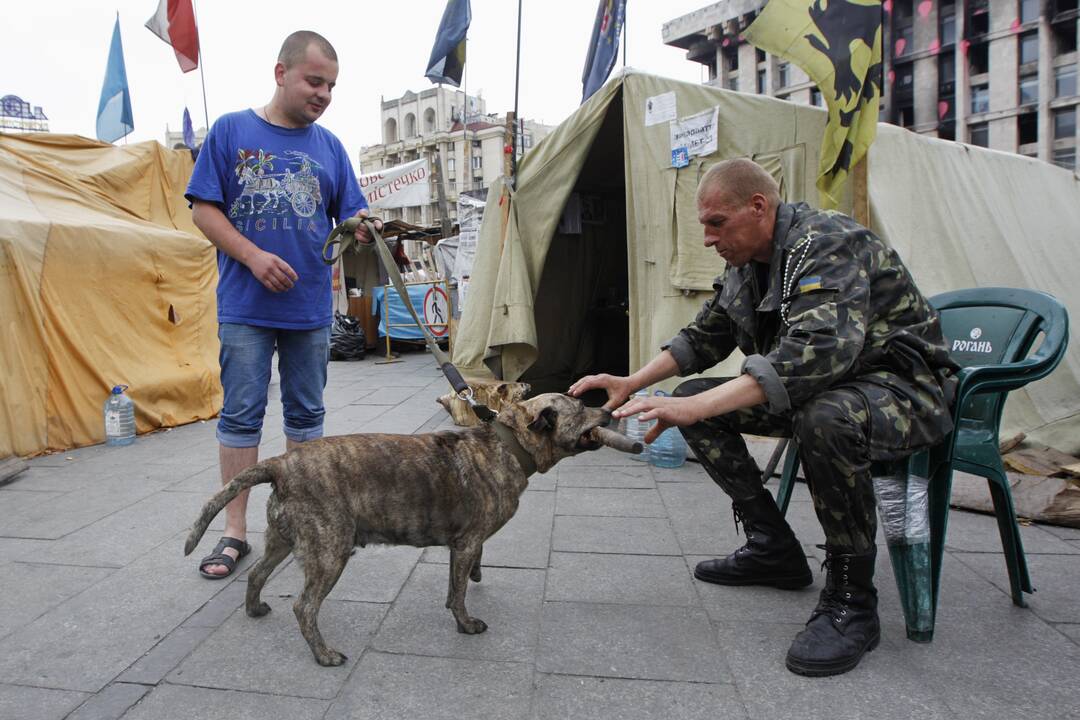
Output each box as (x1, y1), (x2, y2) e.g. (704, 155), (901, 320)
(648, 390), (688, 468)
(104, 384), (135, 446)
(621, 389), (651, 462)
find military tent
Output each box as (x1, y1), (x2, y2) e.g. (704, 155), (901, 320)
(452, 70), (1080, 453)
(0, 134), (220, 457)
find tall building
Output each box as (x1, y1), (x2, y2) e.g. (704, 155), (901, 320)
(1, 95), (49, 133)
(663, 0), (1079, 171)
(164, 124), (207, 150)
(358, 86), (553, 225)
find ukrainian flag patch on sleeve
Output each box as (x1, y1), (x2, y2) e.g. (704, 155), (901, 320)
(798, 276), (823, 293)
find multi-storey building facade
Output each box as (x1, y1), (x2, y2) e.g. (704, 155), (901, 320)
(663, 0), (1079, 171)
(1, 95), (49, 133)
(358, 87), (553, 225)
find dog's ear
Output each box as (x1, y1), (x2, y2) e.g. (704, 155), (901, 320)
(527, 406), (557, 433)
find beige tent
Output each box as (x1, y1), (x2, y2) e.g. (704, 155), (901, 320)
(0, 134), (220, 457)
(453, 71), (1080, 453)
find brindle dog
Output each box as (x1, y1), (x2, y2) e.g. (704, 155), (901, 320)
(184, 393), (611, 666)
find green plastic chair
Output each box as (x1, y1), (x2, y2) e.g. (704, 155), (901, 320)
(773, 287), (1069, 638)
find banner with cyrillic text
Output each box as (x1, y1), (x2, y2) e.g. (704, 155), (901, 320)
(359, 158), (430, 209)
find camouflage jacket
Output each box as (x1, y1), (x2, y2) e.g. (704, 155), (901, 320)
(665, 202), (958, 455)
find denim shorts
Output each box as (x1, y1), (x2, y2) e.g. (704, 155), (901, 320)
(216, 323), (331, 448)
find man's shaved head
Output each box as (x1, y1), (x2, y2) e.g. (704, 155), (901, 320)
(697, 158), (781, 209)
(278, 31), (337, 67)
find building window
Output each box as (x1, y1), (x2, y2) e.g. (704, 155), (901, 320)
(778, 62), (790, 88)
(939, 53), (956, 95)
(898, 104), (915, 128)
(811, 87), (823, 107)
(757, 69), (767, 94)
(447, 158), (455, 175)
(756, 48), (766, 64)
(1053, 16), (1078, 53)
(1055, 107), (1077, 138)
(1019, 32), (1039, 66)
(969, 42), (990, 75)
(968, 0), (990, 36)
(1020, 0), (1041, 23)
(727, 74), (739, 91)
(1019, 75), (1039, 105)
(940, 4), (956, 46)
(471, 156), (482, 170)
(1019, 111), (1039, 145)
(970, 123), (989, 146)
(971, 84), (990, 113)
(1053, 146), (1076, 169)
(1057, 65), (1078, 98)
(404, 113), (416, 138)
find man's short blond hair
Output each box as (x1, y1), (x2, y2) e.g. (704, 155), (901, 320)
(697, 158), (780, 208)
(278, 31), (337, 68)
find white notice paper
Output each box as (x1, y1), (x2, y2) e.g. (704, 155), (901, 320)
(644, 91), (677, 126)
(669, 107), (719, 158)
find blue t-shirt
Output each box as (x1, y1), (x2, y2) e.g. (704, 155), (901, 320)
(186, 109), (367, 329)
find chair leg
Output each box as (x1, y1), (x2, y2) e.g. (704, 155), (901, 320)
(927, 463), (954, 637)
(983, 465), (1033, 607)
(774, 440), (800, 517)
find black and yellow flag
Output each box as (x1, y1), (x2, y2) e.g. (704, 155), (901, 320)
(745, 0), (883, 209)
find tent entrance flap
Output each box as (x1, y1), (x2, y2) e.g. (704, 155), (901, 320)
(520, 96), (628, 396)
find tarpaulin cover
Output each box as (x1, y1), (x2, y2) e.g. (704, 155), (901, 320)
(452, 71), (1080, 454)
(0, 133), (220, 457)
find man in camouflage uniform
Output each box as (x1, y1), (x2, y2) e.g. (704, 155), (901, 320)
(569, 158), (956, 677)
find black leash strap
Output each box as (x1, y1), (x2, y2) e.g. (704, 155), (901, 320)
(323, 217), (498, 424)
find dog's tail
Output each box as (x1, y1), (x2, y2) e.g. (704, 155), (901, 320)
(183, 461), (277, 556)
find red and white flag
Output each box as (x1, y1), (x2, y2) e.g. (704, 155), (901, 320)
(145, 0), (200, 73)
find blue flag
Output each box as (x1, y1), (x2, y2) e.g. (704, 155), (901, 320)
(581, 0), (626, 103)
(97, 17), (134, 143)
(425, 0), (471, 87)
(182, 107), (195, 148)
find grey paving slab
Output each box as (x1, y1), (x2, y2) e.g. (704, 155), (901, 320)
(0, 562), (114, 640)
(526, 471), (557, 491)
(0, 684), (89, 720)
(66, 682), (149, 720)
(0, 537), (53, 565)
(545, 552), (699, 607)
(1056, 623), (1080, 643)
(0, 532), (232, 692)
(955, 551), (1080, 623)
(373, 564), (543, 662)
(943, 506), (1080, 554)
(688, 554), (824, 624)
(266, 545), (420, 603)
(325, 651), (533, 720)
(422, 490), (554, 569)
(352, 385), (424, 406)
(120, 683), (330, 720)
(552, 515), (681, 556)
(180, 581), (250, 629)
(29, 491), (207, 568)
(557, 463), (655, 489)
(719, 621), (955, 720)
(168, 600), (387, 699)
(116, 626), (215, 685)
(0, 482), (160, 541)
(532, 674), (747, 720)
(555, 487), (667, 518)
(537, 602), (730, 683)
(320, 403), (389, 435)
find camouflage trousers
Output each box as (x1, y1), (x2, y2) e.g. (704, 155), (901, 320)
(673, 377), (912, 553)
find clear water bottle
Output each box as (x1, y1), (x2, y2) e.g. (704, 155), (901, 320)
(104, 384), (135, 446)
(621, 389), (651, 462)
(648, 390), (688, 468)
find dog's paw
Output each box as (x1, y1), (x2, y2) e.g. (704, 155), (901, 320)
(456, 617), (488, 634)
(315, 649), (348, 666)
(470, 566), (482, 583)
(246, 602), (272, 618)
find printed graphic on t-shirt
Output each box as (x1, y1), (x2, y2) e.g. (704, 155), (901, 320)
(229, 148), (324, 223)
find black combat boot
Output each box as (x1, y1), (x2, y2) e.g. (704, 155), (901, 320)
(785, 546), (881, 677)
(693, 490), (813, 589)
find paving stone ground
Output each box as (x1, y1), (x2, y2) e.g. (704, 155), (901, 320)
(3, 351), (1079, 719)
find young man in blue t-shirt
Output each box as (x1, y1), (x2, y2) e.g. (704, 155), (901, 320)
(186, 30), (377, 579)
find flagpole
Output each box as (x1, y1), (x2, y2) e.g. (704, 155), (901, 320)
(511, 0), (522, 187)
(622, 2), (627, 67)
(192, 0), (210, 132)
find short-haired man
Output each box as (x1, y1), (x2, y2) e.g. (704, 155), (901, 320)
(186, 31), (376, 579)
(571, 158), (957, 676)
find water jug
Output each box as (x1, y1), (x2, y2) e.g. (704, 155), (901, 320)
(648, 390), (688, 468)
(620, 389), (651, 462)
(104, 384), (135, 446)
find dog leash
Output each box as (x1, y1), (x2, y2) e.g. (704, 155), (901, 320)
(323, 217), (538, 476)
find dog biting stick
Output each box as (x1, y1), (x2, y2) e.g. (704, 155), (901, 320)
(589, 426), (644, 455)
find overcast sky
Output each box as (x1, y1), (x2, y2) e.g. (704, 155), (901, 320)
(5, 1), (711, 164)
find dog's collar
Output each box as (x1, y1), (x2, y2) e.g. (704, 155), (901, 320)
(491, 419), (537, 477)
